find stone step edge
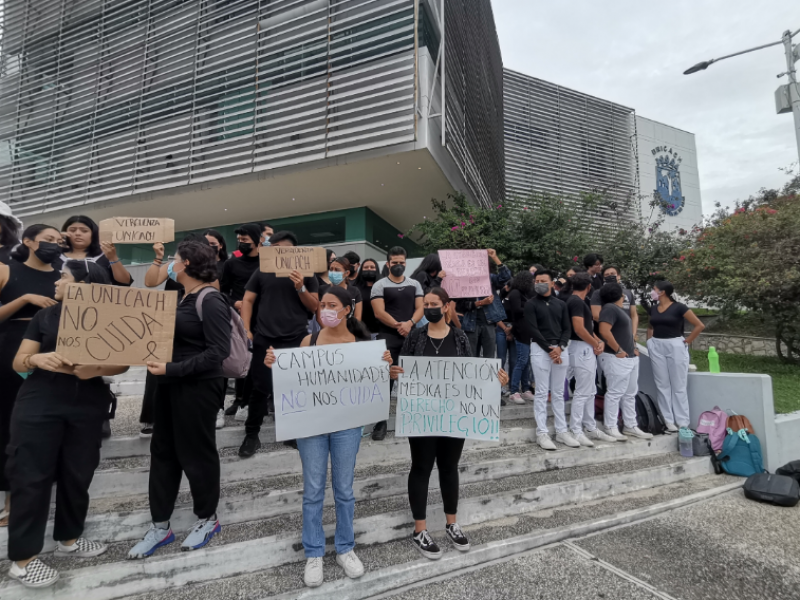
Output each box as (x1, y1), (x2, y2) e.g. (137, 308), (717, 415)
(102, 403), (571, 459)
(269, 480), (744, 600)
(1, 435), (678, 556)
(0, 458), (712, 600)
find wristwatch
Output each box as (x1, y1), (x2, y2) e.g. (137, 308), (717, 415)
(298, 285), (307, 293)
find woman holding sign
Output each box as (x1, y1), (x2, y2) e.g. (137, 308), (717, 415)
(0, 224), (63, 529)
(59, 215), (133, 286)
(264, 285), (392, 588)
(390, 288), (508, 560)
(7, 261), (123, 589)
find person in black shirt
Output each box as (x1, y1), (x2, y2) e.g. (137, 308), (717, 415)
(583, 253), (604, 291)
(354, 258), (381, 337)
(7, 260), (123, 589)
(646, 280), (705, 432)
(220, 224), (263, 417)
(505, 271), (534, 405)
(590, 266), (638, 333)
(59, 215), (133, 287)
(0, 224), (62, 527)
(564, 273), (616, 445)
(370, 246), (423, 441)
(239, 231), (319, 457)
(343, 251), (361, 284)
(391, 287), (508, 560)
(318, 257), (362, 320)
(597, 283), (652, 441)
(129, 241), (231, 559)
(410, 253), (444, 293)
(524, 270), (574, 451)
(0, 201), (21, 265)
(203, 229), (228, 281)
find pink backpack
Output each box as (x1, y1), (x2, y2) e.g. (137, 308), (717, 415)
(696, 406), (729, 453)
(195, 287), (252, 379)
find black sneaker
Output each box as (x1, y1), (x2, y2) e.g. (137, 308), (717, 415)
(224, 402), (242, 417)
(411, 530), (442, 560)
(139, 424), (154, 439)
(371, 421), (388, 441)
(238, 435), (261, 458)
(445, 523), (470, 552)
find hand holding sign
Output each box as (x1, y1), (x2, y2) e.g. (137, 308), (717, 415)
(260, 246), (327, 277)
(438, 249), (491, 298)
(99, 218), (175, 244)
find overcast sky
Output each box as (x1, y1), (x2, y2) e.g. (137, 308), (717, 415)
(493, 1), (799, 215)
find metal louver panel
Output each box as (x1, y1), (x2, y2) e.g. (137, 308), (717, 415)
(0, 0), (417, 217)
(503, 69), (638, 227)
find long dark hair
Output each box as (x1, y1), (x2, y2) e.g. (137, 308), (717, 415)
(355, 258), (380, 286)
(654, 280), (676, 301)
(203, 229), (228, 262)
(411, 253), (442, 279)
(11, 224), (61, 262)
(62, 215), (102, 257)
(64, 259), (112, 285)
(321, 285), (371, 341)
(510, 270), (534, 296)
(0, 215), (20, 248)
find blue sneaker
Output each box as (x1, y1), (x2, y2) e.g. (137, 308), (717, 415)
(128, 524), (175, 559)
(181, 518), (221, 551)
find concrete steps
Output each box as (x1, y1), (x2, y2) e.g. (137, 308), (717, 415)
(0, 390), (734, 600)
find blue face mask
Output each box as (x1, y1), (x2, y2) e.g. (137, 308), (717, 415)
(329, 271), (345, 285)
(262, 239), (271, 247)
(167, 261), (179, 282)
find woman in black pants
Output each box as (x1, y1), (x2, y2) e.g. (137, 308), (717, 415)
(0, 224), (62, 527)
(8, 261), (125, 589)
(128, 241), (231, 558)
(391, 288), (508, 560)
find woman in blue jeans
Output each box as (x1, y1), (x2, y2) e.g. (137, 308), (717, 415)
(506, 271), (534, 404)
(265, 285), (392, 588)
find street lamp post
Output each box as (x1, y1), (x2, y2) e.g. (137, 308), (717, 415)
(684, 27), (800, 165)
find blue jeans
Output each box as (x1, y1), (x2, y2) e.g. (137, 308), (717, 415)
(495, 327), (516, 374)
(296, 427), (362, 557)
(510, 340), (532, 394)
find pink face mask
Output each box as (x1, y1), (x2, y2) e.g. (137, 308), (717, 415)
(650, 290), (660, 302)
(319, 308), (344, 328)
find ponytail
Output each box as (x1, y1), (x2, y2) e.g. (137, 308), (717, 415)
(11, 224), (60, 262)
(654, 280), (676, 301)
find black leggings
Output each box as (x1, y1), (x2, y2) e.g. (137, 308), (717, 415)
(408, 436), (466, 521)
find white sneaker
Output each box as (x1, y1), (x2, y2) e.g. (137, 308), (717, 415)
(607, 427), (629, 442)
(537, 433), (557, 451)
(234, 406), (249, 421)
(215, 410), (225, 430)
(574, 432), (595, 447)
(586, 428), (617, 443)
(520, 391), (535, 401)
(336, 550), (365, 579)
(8, 559), (59, 589)
(304, 556), (324, 588)
(509, 393), (525, 405)
(555, 431), (581, 448)
(664, 421), (679, 433)
(624, 426), (654, 440)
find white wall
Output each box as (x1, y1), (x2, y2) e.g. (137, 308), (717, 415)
(635, 115), (703, 233)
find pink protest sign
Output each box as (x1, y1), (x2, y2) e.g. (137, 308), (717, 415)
(438, 250), (491, 298)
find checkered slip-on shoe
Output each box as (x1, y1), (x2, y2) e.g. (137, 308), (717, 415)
(55, 538), (108, 558)
(8, 558), (60, 588)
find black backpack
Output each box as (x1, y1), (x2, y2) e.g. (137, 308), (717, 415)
(743, 473), (800, 507)
(634, 392), (667, 435)
(776, 461), (800, 484)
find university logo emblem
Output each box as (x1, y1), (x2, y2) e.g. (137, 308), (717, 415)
(652, 146), (685, 217)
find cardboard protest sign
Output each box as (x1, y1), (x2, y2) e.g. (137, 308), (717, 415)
(56, 284), (177, 365)
(98, 217), (175, 244)
(272, 340), (391, 441)
(438, 249), (491, 298)
(396, 356), (502, 441)
(259, 246), (328, 277)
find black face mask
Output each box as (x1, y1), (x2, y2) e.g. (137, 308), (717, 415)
(34, 242), (61, 264)
(424, 307), (444, 323)
(238, 242), (253, 255)
(361, 270), (377, 282)
(390, 264), (405, 277)
(604, 275), (618, 284)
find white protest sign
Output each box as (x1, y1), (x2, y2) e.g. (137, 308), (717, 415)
(272, 340), (391, 441)
(396, 356), (502, 441)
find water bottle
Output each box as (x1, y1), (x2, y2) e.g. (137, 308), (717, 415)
(678, 427), (694, 458)
(708, 346), (720, 373)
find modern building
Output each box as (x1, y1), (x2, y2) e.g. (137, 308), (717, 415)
(503, 69), (703, 232)
(0, 0), (504, 261)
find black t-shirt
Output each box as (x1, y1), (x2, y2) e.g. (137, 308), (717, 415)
(0, 245), (12, 265)
(220, 254), (260, 303)
(246, 271), (319, 342)
(355, 282), (379, 333)
(649, 302), (689, 339)
(55, 253), (134, 287)
(566, 294), (594, 341)
(599, 303), (635, 356)
(370, 276), (423, 336)
(165, 288), (232, 379)
(506, 289), (532, 343)
(164, 277), (185, 302)
(24, 303), (63, 353)
(0, 261), (60, 321)
(422, 328), (458, 357)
